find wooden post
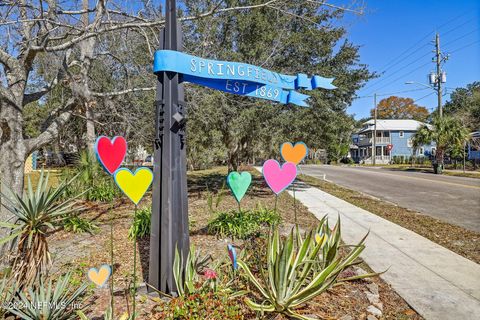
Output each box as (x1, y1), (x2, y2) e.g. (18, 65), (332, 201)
(148, 0), (189, 294)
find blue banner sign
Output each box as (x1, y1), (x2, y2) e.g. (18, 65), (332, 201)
(153, 50), (336, 107)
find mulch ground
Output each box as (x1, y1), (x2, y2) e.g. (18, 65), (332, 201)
(45, 166), (421, 319)
(298, 174), (480, 264)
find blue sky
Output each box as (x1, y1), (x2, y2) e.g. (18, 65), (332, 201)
(343, 0), (479, 119)
(138, 0), (478, 119)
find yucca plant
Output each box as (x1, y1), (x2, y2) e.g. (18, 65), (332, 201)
(0, 273), (18, 318)
(0, 171), (82, 286)
(238, 218), (376, 320)
(10, 272), (88, 320)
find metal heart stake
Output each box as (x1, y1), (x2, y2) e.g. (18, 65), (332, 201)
(280, 142), (308, 165)
(227, 171), (252, 203)
(95, 136), (127, 175)
(114, 167), (153, 205)
(88, 264), (112, 288)
(262, 159), (297, 195)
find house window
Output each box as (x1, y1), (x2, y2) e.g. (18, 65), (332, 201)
(419, 147), (424, 156)
(432, 147), (436, 155)
(399, 131), (404, 138)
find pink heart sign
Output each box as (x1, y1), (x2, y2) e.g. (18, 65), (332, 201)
(94, 136), (127, 175)
(262, 159), (297, 195)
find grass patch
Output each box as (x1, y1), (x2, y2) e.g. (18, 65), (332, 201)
(298, 174), (480, 264)
(207, 206), (281, 239)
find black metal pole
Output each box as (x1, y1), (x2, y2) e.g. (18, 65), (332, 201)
(149, 0), (189, 294)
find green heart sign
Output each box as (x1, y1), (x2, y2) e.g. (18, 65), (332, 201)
(227, 171), (252, 203)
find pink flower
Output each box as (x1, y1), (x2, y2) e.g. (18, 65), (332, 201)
(203, 268), (217, 280)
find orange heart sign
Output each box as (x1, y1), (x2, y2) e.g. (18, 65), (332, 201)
(280, 142), (308, 165)
(88, 265), (111, 288)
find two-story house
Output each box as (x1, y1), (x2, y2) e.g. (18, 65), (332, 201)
(350, 119), (435, 164)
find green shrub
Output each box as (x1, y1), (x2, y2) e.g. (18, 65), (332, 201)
(128, 207), (151, 239)
(239, 218), (378, 320)
(207, 207), (280, 239)
(61, 150), (121, 202)
(153, 291), (243, 319)
(63, 216), (98, 234)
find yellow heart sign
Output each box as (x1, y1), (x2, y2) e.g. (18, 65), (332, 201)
(88, 265), (111, 287)
(114, 167), (154, 205)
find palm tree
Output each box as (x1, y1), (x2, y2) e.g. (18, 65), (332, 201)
(413, 115), (470, 174)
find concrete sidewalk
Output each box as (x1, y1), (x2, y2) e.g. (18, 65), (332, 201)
(289, 182), (480, 320)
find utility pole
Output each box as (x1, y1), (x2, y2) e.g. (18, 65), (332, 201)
(372, 93), (377, 166)
(435, 33), (443, 118)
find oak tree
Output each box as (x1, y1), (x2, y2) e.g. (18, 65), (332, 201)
(371, 96), (429, 121)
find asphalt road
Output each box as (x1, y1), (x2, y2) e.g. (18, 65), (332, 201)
(299, 165), (480, 232)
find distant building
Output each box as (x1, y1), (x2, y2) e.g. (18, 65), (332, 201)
(350, 119), (436, 164)
(468, 131), (480, 161)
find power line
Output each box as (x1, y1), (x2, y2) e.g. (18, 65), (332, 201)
(365, 60), (432, 95)
(361, 50), (432, 92)
(374, 34), (432, 75)
(413, 92), (435, 104)
(356, 87), (429, 99)
(373, 10), (473, 74)
(441, 17), (478, 37)
(443, 28), (479, 47)
(448, 40), (480, 53)
(362, 13), (477, 93)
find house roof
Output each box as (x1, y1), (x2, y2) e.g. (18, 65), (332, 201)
(358, 119), (430, 133)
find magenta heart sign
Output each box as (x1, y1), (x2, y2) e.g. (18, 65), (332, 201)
(262, 159), (297, 195)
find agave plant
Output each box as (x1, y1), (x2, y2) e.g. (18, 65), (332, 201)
(9, 273), (87, 320)
(238, 218), (377, 320)
(0, 171), (82, 286)
(173, 245), (214, 296)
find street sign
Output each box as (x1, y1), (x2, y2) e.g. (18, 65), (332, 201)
(153, 50), (336, 107)
(149, 0), (336, 295)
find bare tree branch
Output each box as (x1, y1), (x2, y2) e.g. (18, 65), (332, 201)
(307, 0), (364, 15)
(24, 98), (76, 154)
(91, 86), (156, 97)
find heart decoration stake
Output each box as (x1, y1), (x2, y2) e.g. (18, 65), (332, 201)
(95, 136), (127, 175)
(262, 159), (297, 195)
(88, 264), (112, 288)
(227, 171), (252, 203)
(227, 244), (238, 270)
(280, 142), (308, 165)
(114, 167), (153, 205)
